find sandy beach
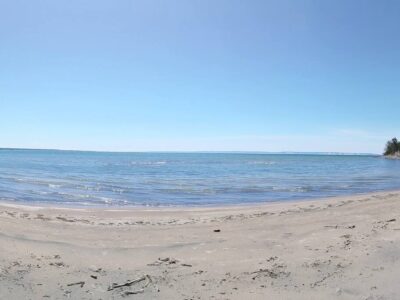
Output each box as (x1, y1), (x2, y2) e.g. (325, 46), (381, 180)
(1, 191), (400, 299)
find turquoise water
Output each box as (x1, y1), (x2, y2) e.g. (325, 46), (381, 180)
(0, 150), (399, 207)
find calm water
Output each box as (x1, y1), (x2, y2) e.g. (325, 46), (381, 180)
(0, 150), (399, 207)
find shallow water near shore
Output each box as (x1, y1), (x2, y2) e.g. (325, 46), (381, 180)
(1, 150), (400, 207)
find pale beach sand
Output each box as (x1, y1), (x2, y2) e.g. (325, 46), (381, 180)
(1, 191), (400, 299)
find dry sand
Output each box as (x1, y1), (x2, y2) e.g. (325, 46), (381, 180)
(1, 191), (400, 299)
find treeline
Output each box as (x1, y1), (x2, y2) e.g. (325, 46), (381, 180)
(384, 138), (400, 156)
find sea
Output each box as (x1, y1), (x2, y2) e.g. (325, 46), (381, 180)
(0, 149), (399, 207)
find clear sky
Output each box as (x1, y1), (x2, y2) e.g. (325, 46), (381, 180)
(1, 1), (399, 153)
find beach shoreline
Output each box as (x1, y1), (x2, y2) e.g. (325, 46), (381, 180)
(1, 188), (399, 212)
(1, 190), (400, 299)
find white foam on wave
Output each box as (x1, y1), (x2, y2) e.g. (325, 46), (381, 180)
(48, 184), (61, 188)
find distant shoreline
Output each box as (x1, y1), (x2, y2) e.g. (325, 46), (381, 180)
(0, 147), (380, 156)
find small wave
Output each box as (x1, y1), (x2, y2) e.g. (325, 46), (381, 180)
(13, 178), (68, 188)
(130, 161), (167, 166)
(238, 187), (266, 193)
(156, 187), (217, 195)
(247, 161), (277, 165)
(272, 186), (313, 192)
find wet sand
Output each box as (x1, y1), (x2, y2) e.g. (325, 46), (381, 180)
(1, 191), (400, 299)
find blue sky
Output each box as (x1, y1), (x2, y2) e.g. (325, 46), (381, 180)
(1, 1), (399, 153)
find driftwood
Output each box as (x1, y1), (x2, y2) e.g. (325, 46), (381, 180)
(108, 275), (151, 291)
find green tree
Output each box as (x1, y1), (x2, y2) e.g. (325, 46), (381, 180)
(384, 137), (400, 155)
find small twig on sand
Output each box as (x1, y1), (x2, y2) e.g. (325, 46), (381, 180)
(324, 225), (338, 229)
(181, 263), (192, 267)
(122, 289), (144, 296)
(144, 275), (152, 287)
(148, 257), (179, 266)
(324, 225), (356, 229)
(108, 275), (151, 291)
(67, 281), (85, 288)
